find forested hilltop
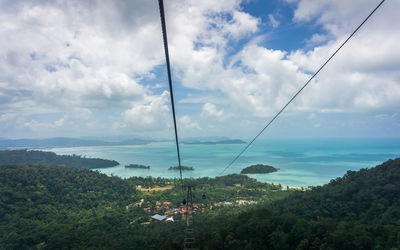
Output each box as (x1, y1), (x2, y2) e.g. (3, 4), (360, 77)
(0, 164), (160, 249)
(195, 158), (400, 249)
(0, 149), (119, 169)
(1, 157), (399, 249)
(0, 164), (287, 249)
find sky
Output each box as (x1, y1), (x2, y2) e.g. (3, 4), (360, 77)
(0, 0), (399, 140)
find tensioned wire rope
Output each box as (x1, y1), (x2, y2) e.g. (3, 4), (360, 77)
(158, 1), (198, 248)
(219, 0), (386, 175)
(158, 0), (184, 188)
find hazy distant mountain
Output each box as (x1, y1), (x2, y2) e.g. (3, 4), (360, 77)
(181, 136), (231, 142)
(0, 136), (245, 149)
(79, 135), (154, 143)
(0, 137), (154, 149)
(181, 137), (246, 145)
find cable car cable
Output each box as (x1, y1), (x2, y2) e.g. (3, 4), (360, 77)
(158, 1), (196, 248)
(158, 0), (184, 187)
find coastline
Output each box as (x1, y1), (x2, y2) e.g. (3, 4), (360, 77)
(42, 139), (399, 188)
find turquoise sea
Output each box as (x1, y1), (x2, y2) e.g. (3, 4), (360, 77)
(46, 139), (400, 188)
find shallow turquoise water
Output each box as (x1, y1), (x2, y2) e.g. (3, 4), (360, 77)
(46, 138), (400, 188)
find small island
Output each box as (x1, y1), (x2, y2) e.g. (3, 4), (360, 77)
(125, 164), (150, 169)
(168, 166), (195, 171)
(241, 164), (279, 174)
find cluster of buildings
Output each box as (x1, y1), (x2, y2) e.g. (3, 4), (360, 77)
(127, 198), (258, 223)
(127, 199), (208, 223)
(148, 201), (207, 217)
(211, 200), (258, 207)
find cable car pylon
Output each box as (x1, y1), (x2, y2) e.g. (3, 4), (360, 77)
(183, 184), (195, 249)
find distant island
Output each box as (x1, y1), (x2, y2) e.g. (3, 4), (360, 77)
(125, 164), (150, 169)
(0, 149), (119, 170)
(241, 164), (279, 174)
(0, 137), (153, 149)
(168, 166), (194, 171)
(182, 139), (245, 145)
(0, 136), (246, 149)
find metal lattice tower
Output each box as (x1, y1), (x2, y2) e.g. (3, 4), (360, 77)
(183, 185), (196, 250)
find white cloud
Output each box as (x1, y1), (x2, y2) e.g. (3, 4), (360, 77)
(0, 0), (399, 138)
(202, 103), (224, 118)
(225, 10), (260, 39)
(168, 0), (400, 128)
(268, 14), (280, 28)
(0, 113), (17, 122)
(287, 0), (400, 113)
(54, 117), (65, 127)
(0, 0), (161, 115)
(179, 115), (200, 130)
(177, 43), (309, 118)
(179, 0), (399, 119)
(150, 83), (165, 89)
(23, 119), (54, 132)
(121, 91), (171, 131)
(179, 95), (218, 104)
(306, 33), (328, 46)
(375, 113), (398, 120)
(0, 0), (262, 137)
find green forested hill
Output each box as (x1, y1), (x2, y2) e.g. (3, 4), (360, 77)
(0, 149), (119, 169)
(195, 158), (400, 249)
(0, 164), (182, 249)
(1, 158), (400, 249)
(272, 158), (400, 225)
(0, 164), (284, 249)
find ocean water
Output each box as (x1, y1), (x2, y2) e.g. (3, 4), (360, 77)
(46, 138), (400, 188)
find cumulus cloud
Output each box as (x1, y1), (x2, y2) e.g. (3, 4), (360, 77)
(0, 0), (399, 138)
(287, 0), (400, 112)
(0, 0), (263, 136)
(225, 10), (260, 39)
(305, 33), (329, 46)
(176, 43), (309, 118)
(202, 103), (224, 118)
(291, 0), (387, 36)
(0, 0), (161, 114)
(120, 91), (171, 131)
(179, 115), (200, 130)
(174, 0), (400, 120)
